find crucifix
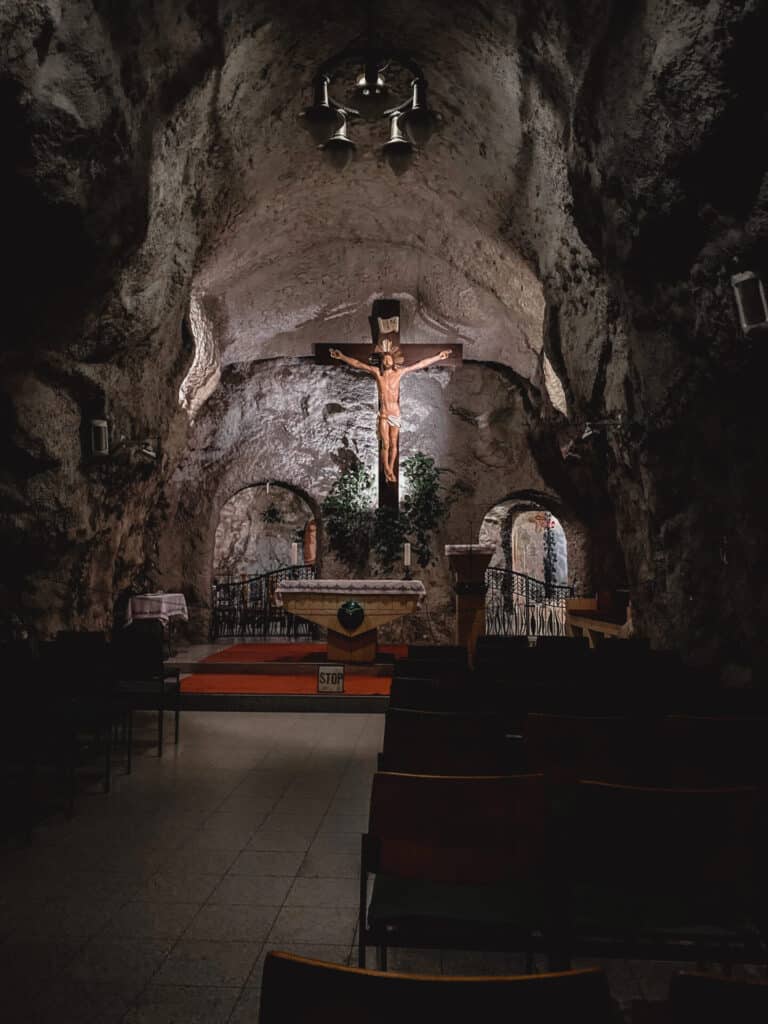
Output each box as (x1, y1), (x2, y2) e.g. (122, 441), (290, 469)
(315, 300), (462, 508)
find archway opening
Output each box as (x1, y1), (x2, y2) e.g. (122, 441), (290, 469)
(480, 499), (574, 638)
(213, 483), (316, 579)
(479, 502), (568, 586)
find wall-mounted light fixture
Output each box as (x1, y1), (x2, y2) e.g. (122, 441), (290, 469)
(730, 269), (768, 335)
(89, 419), (109, 456)
(580, 414), (624, 440)
(112, 434), (160, 461)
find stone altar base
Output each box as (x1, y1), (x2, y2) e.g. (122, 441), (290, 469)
(327, 629), (378, 663)
(275, 579), (427, 664)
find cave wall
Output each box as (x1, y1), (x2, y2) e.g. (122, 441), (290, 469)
(0, 0), (227, 634)
(213, 484), (314, 577)
(1, 1), (765, 674)
(534, 0), (768, 673)
(159, 358), (572, 639)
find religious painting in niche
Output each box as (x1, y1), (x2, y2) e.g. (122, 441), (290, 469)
(213, 484), (315, 578)
(480, 503), (568, 586)
(511, 511), (568, 586)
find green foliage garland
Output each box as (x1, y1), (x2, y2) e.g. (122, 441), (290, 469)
(401, 452), (448, 568)
(372, 505), (408, 573)
(322, 452), (449, 573)
(321, 461), (375, 572)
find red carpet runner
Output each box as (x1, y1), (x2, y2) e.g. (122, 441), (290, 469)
(200, 642), (408, 664)
(181, 673), (391, 695)
(179, 641), (406, 694)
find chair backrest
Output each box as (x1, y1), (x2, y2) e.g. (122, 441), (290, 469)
(474, 635), (530, 673)
(366, 771), (547, 882)
(525, 712), (640, 783)
(55, 630), (111, 692)
(535, 636), (591, 652)
(112, 620), (165, 680)
(669, 971), (768, 1024)
(568, 781), (763, 887)
(388, 676), (498, 713)
(380, 707), (514, 775)
(526, 637), (592, 685)
(656, 715), (768, 785)
(393, 658), (470, 681)
(259, 952), (612, 1024)
(407, 644), (468, 666)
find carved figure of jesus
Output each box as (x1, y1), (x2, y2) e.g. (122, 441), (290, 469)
(329, 341), (451, 484)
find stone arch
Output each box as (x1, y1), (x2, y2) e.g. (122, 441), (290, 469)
(478, 490), (592, 594)
(208, 475), (323, 581)
(212, 481), (317, 579)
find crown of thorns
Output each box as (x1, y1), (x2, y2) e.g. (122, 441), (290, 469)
(373, 336), (405, 366)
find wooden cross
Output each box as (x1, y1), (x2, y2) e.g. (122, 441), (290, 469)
(315, 300), (462, 509)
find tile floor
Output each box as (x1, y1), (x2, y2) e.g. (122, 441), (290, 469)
(0, 711), (734, 1022)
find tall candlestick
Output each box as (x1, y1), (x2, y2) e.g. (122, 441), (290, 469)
(403, 542), (411, 567)
(291, 542), (299, 566)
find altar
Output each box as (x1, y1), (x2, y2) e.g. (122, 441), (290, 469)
(274, 579), (426, 663)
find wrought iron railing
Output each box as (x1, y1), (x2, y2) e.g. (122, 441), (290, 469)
(210, 565), (318, 640)
(485, 566), (574, 637)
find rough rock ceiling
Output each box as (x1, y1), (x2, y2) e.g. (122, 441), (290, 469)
(192, 1), (546, 378)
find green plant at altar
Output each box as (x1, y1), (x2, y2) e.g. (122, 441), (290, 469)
(322, 452), (449, 573)
(321, 461), (375, 572)
(372, 504), (408, 573)
(400, 452), (448, 568)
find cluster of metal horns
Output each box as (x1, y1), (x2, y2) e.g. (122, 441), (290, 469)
(304, 73), (429, 153)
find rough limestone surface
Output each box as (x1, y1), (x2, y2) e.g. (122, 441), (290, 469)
(213, 484), (314, 577)
(161, 358), (566, 639)
(480, 506), (572, 588)
(1, 1), (766, 677)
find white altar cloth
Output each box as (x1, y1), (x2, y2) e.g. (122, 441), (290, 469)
(275, 579), (425, 606)
(444, 545), (495, 556)
(125, 593), (189, 627)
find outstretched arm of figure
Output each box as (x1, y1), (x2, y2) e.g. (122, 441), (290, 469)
(329, 348), (377, 375)
(401, 349), (452, 374)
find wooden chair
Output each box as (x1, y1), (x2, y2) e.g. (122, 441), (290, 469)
(524, 713), (642, 783)
(112, 621), (181, 758)
(668, 971), (768, 1023)
(379, 708), (521, 775)
(388, 676), (500, 713)
(407, 644), (468, 666)
(359, 771), (560, 971)
(655, 715), (768, 786)
(55, 630), (130, 793)
(1, 641), (80, 831)
(558, 781), (768, 966)
(525, 637), (592, 687)
(260, 951), (612, 1024)
(474, 635), (530, 677)
(393, 658), (470, 682)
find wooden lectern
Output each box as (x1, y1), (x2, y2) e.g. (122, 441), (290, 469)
(445, 545), (495, 667)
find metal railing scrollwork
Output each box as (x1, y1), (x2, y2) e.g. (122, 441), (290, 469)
(210, 565), (318, 640)
(485, 566), (574, 637)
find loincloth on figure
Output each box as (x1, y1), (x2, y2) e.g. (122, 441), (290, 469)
(378, 413), (402, 429)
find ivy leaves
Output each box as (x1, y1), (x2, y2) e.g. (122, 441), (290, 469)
(321, 462), (375, 574)
(401, 453), (447, 569)
(321, 453), (449, 574)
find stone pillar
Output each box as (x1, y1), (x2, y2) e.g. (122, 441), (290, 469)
(445, 545), (495, 667)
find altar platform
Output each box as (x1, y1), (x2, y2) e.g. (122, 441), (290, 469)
(167, 639), (408, 712)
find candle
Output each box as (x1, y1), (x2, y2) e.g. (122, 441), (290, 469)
(291, 542), (299, 566)
(403, 542), (411, 567)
